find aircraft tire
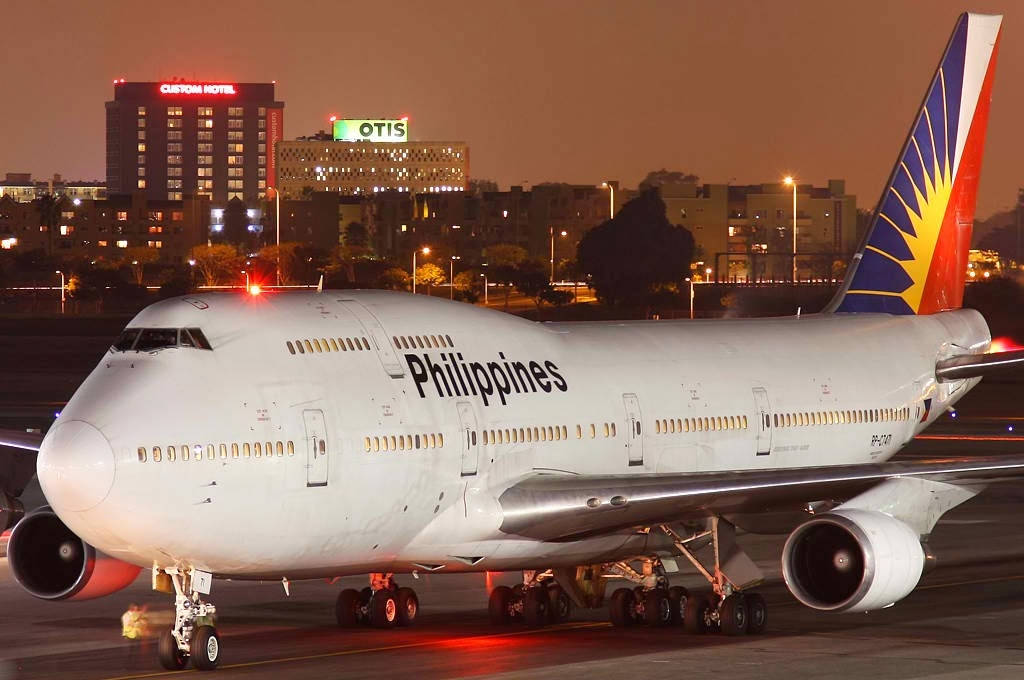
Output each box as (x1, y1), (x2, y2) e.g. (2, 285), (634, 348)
(336, 588), (362, 627)
(190, 625), (220, 671)
(609, 588), (636, 627)
(667, 586), (688, 625)
(488, 585), (514, 625)
(158, 628), (187, 670)
(644, 589), (672, 626)
(396, 587), (419, 627)
(522, 587), (549, 627)
(719, 594), (749, 636)
(745, 593), (768, 634)
(547, 584), (573, 623)
(369, 589), (399, 628)
(683, 594), (711, 634)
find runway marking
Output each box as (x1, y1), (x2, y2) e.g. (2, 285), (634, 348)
(99, 572), (1024, 679)
(100, 621), (609, 680)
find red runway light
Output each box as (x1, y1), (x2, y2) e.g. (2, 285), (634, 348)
(989, 336), (1024, 353)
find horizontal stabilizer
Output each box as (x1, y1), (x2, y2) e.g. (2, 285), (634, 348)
(0, 429), (44, 452)
(935, 349), (1024, 381)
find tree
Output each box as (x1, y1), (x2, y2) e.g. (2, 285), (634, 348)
(510, 259), (551, 311)
(639, 169), (700, 191)
(377, 267), (410, 290)
(578, 188), (694, 309)
(191, 244), (241, 287)
(453, 268), (481, 303)
(222, 197), (250, 247)
(344, 222), (369, 248)
(484, 243), (527, 309)
(540, 287), (573, 308)
(121, 247), (160, 286)
(36, 193), (67, 256)
(258, 242), (299, 285)
(414, 262), (445, 295)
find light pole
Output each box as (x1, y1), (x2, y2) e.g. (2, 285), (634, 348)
(271, 187), (281, 286)
(242, 270), (249, 292)
(686, 277), (694, 319)
(56, 270), (65, 313)
(412, 246), (430, 294)
(784, 176), (797, 283)
(449, 255), (461, 299)
(601, 181), (615, 219)
(549, 227), (567, 282)
(480, 273), (488, 305)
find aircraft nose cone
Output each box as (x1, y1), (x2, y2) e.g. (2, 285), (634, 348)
(37, 420), (115, 513)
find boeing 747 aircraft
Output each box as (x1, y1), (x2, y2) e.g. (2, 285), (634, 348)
(1, 12), (1021, 672)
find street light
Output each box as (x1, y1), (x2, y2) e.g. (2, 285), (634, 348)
(685, 277), (694, 319)
(549, 227), (568, 282)
(601, 181), (615, 219)
(55, 270), (65, 313)
(268, 187), (281, 286)
(783, 176), (797, 283)
(412, 246), (430, 294)
(449, 255), (461, 300)
(241, 270), (249, 292)
(480, 272), (488, 305)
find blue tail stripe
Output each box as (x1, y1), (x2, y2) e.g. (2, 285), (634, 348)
(836, 293), (915, 315)
(847, 249), (915, 294)
(861, 217), (915, 261)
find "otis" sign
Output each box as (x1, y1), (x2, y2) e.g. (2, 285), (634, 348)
(159, 83), (237, 95)
(333, 118), (408, 143)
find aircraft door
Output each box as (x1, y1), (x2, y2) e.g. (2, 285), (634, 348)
(623, 393), (644, 466)
(303, 409), (329, 487)
(752, 387), (771, 456)
(456, 401), (479, 477)
(337, 298), (405, 378)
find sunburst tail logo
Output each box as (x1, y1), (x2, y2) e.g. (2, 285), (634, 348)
(830, 13), (1002, 315)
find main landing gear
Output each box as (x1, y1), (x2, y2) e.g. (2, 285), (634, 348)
(488, 570), (574, 626)
(335, 572), (419, 628)
(157, 569), (220, 671)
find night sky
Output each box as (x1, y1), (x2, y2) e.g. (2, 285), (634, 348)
(2, 0), (1022, 217)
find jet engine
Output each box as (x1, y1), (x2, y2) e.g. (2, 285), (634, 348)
(7, 507), (141, 601)
(782, 508), (925, 612)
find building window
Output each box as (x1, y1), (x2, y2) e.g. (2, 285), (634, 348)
(137, 118), (146, 128)
(117, 211), (128, 221)
(198, 118), (213, 129)
(198, 167), (213, 177)
(167, 106), (182, 116)
(198, 131), (213, 141)
(258, 156), (266, 166)
(197, 143), (213, 153)
(258, 143), (266, 153)
(228, 155), (242, 166)
(137, 179), (146, 189)
(167, 155), (182, 165)
(258, 131), (266, 141)
(147, 240), (162, 248)
(228, 167), (243, 177)
(137, 160), (146, 170)
(228, 180), (243, 190)
(258, 107), (266, 116)
(228, 106), (243, 116)
(258, 180), (266, 189)
(172, 211), (183, 221)
(137, 106), (146, 116)
(167, 130), (182, 141)
(228, 143), (244, 153)
(168, 167), (182, 177)
(167, 179), (183, 189)
(228, 119), (243, 129)
(198, 106), (213, 116)
(137, 143), (146, 152)
(116, 239), (128, 247)
(197, 179), (213, 191)
(257, 168), (266, 178)
(167, 143), (182, 153)
(167, 119), (182, 129)
(228, 191), (244, 200)
(168, 192), (182, 200)
(228, 131), (244, 141)
(258, 118), (266, 129)
(138, 131), (145, 140)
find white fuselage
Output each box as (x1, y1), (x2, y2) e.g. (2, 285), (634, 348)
(38, 291), (988, 580)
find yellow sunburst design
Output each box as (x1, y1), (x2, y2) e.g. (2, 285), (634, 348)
(848, 69), (954, 313)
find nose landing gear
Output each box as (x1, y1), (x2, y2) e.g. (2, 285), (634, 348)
(157, 568), (219, 671)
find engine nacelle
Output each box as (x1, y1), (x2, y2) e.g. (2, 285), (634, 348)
(782, 508), (925, 612)
(7, 507), (141, 601)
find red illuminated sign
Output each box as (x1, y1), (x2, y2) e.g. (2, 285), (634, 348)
(267, 108), (283, 188)
(159, 83), (237, 95)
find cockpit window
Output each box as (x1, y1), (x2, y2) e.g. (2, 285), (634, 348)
(113, 328), (141, 351)
(111, 327), (213, 352)
(135, 328), (179, 352)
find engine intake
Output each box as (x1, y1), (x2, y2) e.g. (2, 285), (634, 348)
(782, 508), (925, 612)
(7, 508), (141, 601)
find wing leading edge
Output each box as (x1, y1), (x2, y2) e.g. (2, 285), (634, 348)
(497, 455), (1024, 541)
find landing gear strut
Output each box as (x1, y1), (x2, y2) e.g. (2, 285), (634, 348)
(488, 570), (573, 626)
(606, 558), (680, 627)
(336, 573), (419, 629)
(158, 568), (219, 671)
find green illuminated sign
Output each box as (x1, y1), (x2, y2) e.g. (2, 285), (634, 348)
(333, 119), (408, 143)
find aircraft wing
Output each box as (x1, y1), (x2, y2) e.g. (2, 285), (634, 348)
(0, 429), (44, 452)
(497, 455), (1024, 541)
(0, 429), (41, 505)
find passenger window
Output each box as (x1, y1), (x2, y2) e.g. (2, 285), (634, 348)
(208, 445), (216, 460)
(304, 340), (313, 353)
(319, 440), (326, 456)
(137, 446), (147, 462)
(361, 338), (370, 350)
(153, 446), (162, 462)
(219, 444), (227, 459)
(611, 423), (617, 437)
(405, 435), (412, 450)
(312, 339), (321, 353)
(446, 335), (454, 346)
(575, 424), (582, 439)
(287, 441), (295, 455)
(231, 443), (239, 458)
(296, 340), (305, 354)
(438, 433), (444, 447)
(742, 415), (748, 429)
(519, 428), (525, 442)
(364, 437), (371, 452)
(505, 428), (512, 442)
(328, 338), (338, 351)
(399, 337), (408, 349)
(415, 434), (421, 449)
(398, 436), (406, 451)
(168, 445), (176, 461)
(286, 341), (295, 354)
(276, 441), (283, 456)
(429, 335), (438, 348)
(254, 442), (262, 457)
(393, 336), (400, 348)
(243, 443), (251, 457)
(343, 338), (353, 351)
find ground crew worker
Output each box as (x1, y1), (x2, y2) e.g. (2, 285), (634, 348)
(122, 603), (148, 666)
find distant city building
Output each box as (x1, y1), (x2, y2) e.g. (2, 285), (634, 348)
(276, 119), (468, 198)
(0, 193), (209, 264)
(654, 180), (858, 282)
(105, 80), (284, 206)
(0, 173), (106, 202)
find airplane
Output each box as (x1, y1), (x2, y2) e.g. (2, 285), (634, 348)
(1, 11), (1021, 673)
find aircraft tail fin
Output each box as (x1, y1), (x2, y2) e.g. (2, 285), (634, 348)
(827, 13), (1002, 315)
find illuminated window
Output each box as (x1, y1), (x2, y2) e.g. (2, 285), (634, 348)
(116, 240), (128, 248)
(220, 444), (227, 459)
(258, 156), (266, 166)
(228, 167), (243, 177)
(138, 130), (145, 140)
(167, 155), (182, 165)
(228, 107), (243, 116)
(98, 240), (108, 247)
(137, 180), (146, 189)
(228, 119), (243, 129)
(228, 155), (243, 166)
(167, 106), (182, 116)
(198, 131), (212, 141)
(152, 446), (162, 462)
(287, 441), (294, 456)
(231, 443), (239, 458)
(137, 118), (146, 128)
(137, 447), (146, 462)
(198, 118), (213, 129)
(137, 106), (146, 115)
(254, 442), (262, 457)
(243, 443), (251, 457)
(228, 143), (244, 153)
(167, 119), (182, 129)
(138, 163), (146, 173)
(228, 180), (243, 190)
(167, 143), (182, 153)
(138, 143), (146, 152)
(167, 180), (182, 189)
(259, 118), (266, 129)
(167, 446), (176, 461)
(167, 130), (182, 141)
(198, 107), (213, 116)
